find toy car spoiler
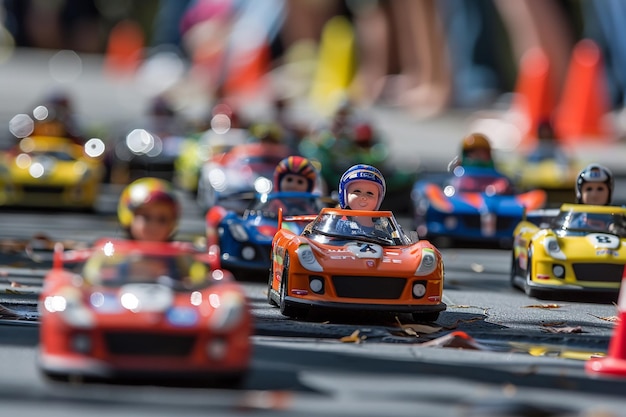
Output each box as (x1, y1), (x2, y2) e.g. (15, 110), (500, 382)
(52, 243), (93, 269)
(277, 207), (317, 230)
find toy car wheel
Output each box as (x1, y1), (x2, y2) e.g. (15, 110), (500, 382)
(523, 247), (536, 297)
(279, 255), (308, 319)
(267, 264), (277, 307)
(218, 372), (247, 389)
(41, 369), (72, 383)
(509, 252), (518, 288)
(412, 311), (440, 323)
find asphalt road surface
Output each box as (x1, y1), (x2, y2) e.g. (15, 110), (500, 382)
(0, 187), (625, 417)
(1, 49), (626, 416)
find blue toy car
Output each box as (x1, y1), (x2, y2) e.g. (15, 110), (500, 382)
(206, 191), (333, 279)
(411, 166), (547, 247)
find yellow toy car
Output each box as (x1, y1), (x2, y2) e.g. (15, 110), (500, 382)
(511, 203), (626, 300)
(498, 147), (586, 206)
(0, 136), (105, 210)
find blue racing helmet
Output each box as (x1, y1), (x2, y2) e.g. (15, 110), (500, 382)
(338, 164), (386, 210)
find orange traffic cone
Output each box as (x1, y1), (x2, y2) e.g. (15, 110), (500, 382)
(509, 47), (557, 150)
(553, 39), (613, 143)
(586, 265), (626, 377)
(104, 19), (145, 77)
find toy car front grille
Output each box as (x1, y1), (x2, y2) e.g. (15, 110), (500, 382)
(572, 263), (625, 283)
(22, 185), (65, 193)
(331, 275), (406, 299)
(461, 215), (516, 230)
(104, 332), (195, 357)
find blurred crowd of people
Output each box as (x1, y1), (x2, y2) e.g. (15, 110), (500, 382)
(2, 0), (626, 119)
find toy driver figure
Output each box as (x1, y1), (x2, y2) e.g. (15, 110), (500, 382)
(335, 164), (388, 236)
(268, 156), (320, 215)
(273, 156), (318, 193)
(117, 177), (180, 242)
(576, 163), (613, 206)
(448, 133), (496, 171)
(570, 164), (617, 231)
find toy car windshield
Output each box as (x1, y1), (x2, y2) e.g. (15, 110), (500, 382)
(250, 192), (324, 216)
(32, 150), (75, 161)
(83, 252), (215, 290)
(554, 210), (626, 236)
(449, 175), (514, 195)
(310, 212), (408, 246)
(240, 156), (285, 172)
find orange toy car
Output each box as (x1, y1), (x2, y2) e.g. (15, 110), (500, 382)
(267, 208), (446, 322)
(38, 238), (253, 385)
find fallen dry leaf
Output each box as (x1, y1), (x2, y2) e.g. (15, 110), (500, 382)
(523, 304), (563, 309)
(0, 240), (27, 254)
(402, 327), (419, 338)
(339, 330), (366, 344)
(587, 313), (619, 323)
(5, 288), (33, 295)
(541, 321), (566, 327)
(541, 326), (584, 334)
(447, 305), (485, 309)
(394, 316), (441, 335)
(420, 331), (487, 350)
(401, 323), (441, 334)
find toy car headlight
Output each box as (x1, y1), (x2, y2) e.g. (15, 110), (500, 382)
(443, 216), (458, 230)
(543, 236), (566, 260)
(297, 244), (323, 272)
(415, 248), (437, 276)
(208, 291), (247, 331)
(80, 169), (93, 181)
(228, 223), (249, 242)
(43, 290), (95, 329)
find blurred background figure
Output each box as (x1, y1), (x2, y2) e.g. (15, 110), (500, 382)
(108, 93), (189, 184)
(3, 0), (102, 52)
(582, 0), (626, 134)
(448, 132), (497, 171)
(2, 0), (626, 146)
(30, 88), (84, 143)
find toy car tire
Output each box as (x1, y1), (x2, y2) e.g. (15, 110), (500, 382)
(279, 255), (308, 319)
(509, 252), (518, 288)
(41, 370), (71, 383)
(267, 266), (277, 307)
(524, 247), (537, 298)
(217, 372), (247, 389)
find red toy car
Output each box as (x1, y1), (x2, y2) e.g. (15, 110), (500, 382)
(38, 238), (253, 385)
